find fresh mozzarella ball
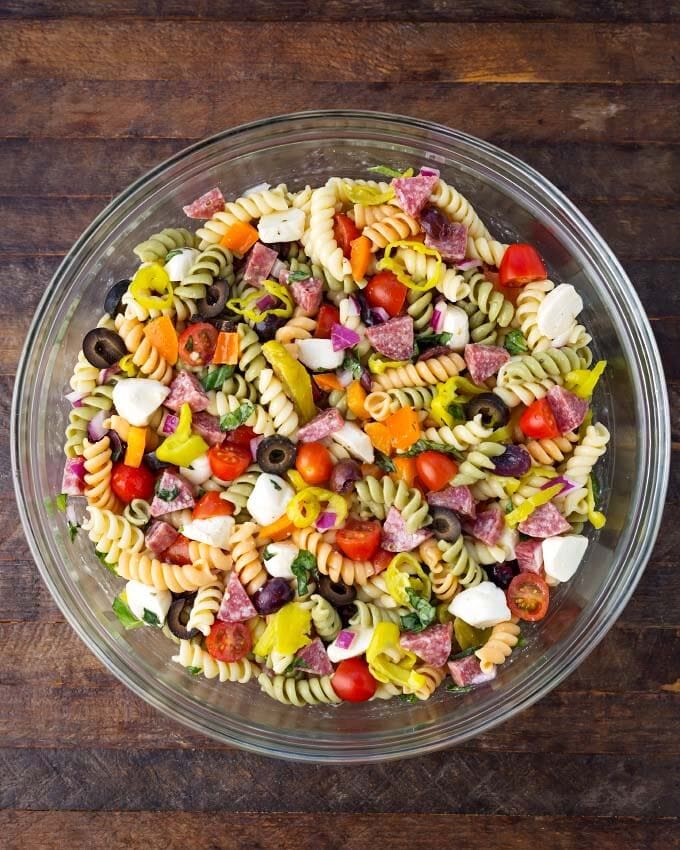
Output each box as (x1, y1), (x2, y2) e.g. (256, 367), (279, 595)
(181, 515), (235, 550)
(125, 580), (172, 626)
(258, 208), (305, 243)
(448, 581), (511, 629)
(180, 453), (213, 486)
(112, 378), (170, 427)
(537, 284), (583, 341)
(164, 248), (200, 282)
(246, 474), (295, 527)
(441, 304), (470, 351)
(262, 541), (299, 580)
(332, 421), (374, 463)
(296, 338), (345, 371)
(497, 525), (519, 560)
(326, 627), (375, 663)
(542, 534), (588, 584)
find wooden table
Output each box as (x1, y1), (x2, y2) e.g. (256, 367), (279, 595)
(1, 3), (678, 848)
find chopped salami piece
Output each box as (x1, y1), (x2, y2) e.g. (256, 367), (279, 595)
(546, 386), (589, 434)
(518, 502), (571, 538)
(365, 316), (414, 361)
(295, 638), (334, 676)
(217, 571), (258, 623)
(149, 470), (195, 517)
(400, 623), (452, 668)
(182, 187), (225, 220)
(297, 407), (345, 443)
(464, 343), (510, 386)
(448, 654), (497, 687)
(144, 520), (179, 555)
(381, 506), (432, 552)
(61, 457), (85, 496)
(290, 276), (324, 316)
(392, 173), (439, 217)
(515, 539), (544, 573)
(469, 505), (504, 546)
(164, 371), (209, 413)
(427, 485), (476, 519)
(424, 220), (468, 263)
(242, 242), (278, 286)
(191, 411), (226, 447)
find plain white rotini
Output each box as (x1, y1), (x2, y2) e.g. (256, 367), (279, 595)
(306, 184), (352, 281)
(475, 619), (521, 673)
(353, 202), (400, 228)
(292, 527), (375, 586)
(195, 185), (289, 248)
(229, 521), (267, 595)
(117, 550), (216, 592)
(82, 506), (146, 565)
(258, 369), (299, 438)
(207, 391), (275, 436)
(257, 672), (341, 706)
(363, 211), (421, 251)
(114, 313), (173, 384)
(421, 415), (494, 452)
(82, 437), (122, 512)
(373, 352), (465, 390)
(466, 235), (508, 267)
(173, 639), (258, 682)
(513, 279), (555, 351)
(429, 179), (490, 239)
(186, 578), (225, 636)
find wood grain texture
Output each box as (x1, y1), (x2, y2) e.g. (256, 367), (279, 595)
(0, 2), (677, 848)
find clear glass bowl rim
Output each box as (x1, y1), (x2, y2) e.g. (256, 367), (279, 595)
(11, 110), (670, 762)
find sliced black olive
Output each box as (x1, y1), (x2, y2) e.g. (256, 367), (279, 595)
(143, 451), (171, 473)
(82, 328), (128, 368)
(210, 318), (238, 333)
(104, 279), (130, 317)
(256, 435), (297, 475)
(431, 507), (462, 542)
(318, 574), (356, 607)
(197, 279), (229, 319)
(254, 313), (288, 341)
(465, 392), (510, 428)
(167, 595), (199, 640)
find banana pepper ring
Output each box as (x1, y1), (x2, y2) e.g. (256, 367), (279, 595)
(377, 240), (442, 292)
(155, 403), (209, 467)
(227, 278), (293, 324)
(287, 486), (348, 529)
(384, 553), (431, 606)
(366, 622), (427, 692)
(129, 264), (174, 311)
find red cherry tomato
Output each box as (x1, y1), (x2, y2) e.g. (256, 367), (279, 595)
(111, 462), (155, 503)
(333, 213), (360, 259)
(178, 322), (219, 366)
(336, 519), (381, 561)
(223, 424), (256, 448)
(507, 572), (550, 622)
(192, 491), (234, 519)
(205, 620), (252, 662)
(416, 451), (459, 492)
(372, 547), (393, 574)
(331, 657), (378, 702)
(519, 398), (560, 439)
(314, 303), (341, 339)
(499, 244), (547, 287)
(365, 271), (408, 317)
(295, 442), (334, 485)
(162, 534), (192, 566)
(207, 444), (251, 482)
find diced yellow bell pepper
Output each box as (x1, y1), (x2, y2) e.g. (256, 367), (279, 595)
(261, 341), (316, 424)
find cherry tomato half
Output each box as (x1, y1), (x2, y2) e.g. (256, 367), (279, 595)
(372, 547), (393, 574)
(295, 442), (334, 485)
(519, 398), (560, 439)
(207, 444), (251, 482)
(336, 519), (381, 561)
(416, 451), (459, 492)
(223, 424), (257, 449)
(507, 572), (550, 622)
(331, 657), (378, 702)
(314, 303), (341, 339)
(365, 271), (408, 317)
(499, 244), (547, 288)
(178, 322), (219, 366)
(162, 534), (192, 566)
(205, 620), (252, 662)
(192, 491), (234, 519)
(111, 462), (155, 503)
(333, 213), (360, 259)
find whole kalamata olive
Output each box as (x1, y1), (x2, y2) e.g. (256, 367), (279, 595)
(253, 578), (294, 615)
(419, 205), (449, 240)
(143, 451), (171, 473)
(487, 562), (517, 590)
(104, 279), (130, 317)
(493, 444), (532, 478)
(329, 459), (362, 494)
(254, 314), (288, 341)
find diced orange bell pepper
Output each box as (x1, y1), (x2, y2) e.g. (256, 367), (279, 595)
(392, 456), (417, 487)
(257, 514), (294, 542)
(364, 421), (392, 456)
(385, 406), (421, 451)
(314, 373), (344, 392)
(212, 331), (240, 365)
(219, 221), (260, 255)
(350, 235), (372, 281)
(124, 426), (147, 468)
(346, 380), (369, 420)
(143, 315), (178, 365)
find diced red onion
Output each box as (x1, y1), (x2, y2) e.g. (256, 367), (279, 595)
(420, 166), (440, 178)
(347, 295), (361, 317)
(87, 409), (108, 442)
(61, 457), (86, 495)
(360, 367), (372, 392)
(370, 307), (390, 324)
(456, 258), (482, 271)
(337, 369), (354, 388)
(256, 294), (276, 311)
(541, 475), (579, 495)
(97, 363), (121, 385)
(107, 430), (124, 462)
(315, 511), (337, 531)
(250, 435), (264, 461)
(270, 259), (287, 279)
(431, 301), (446, 332)
(161, 413), (179, 435)
(329, 459), (362, 494)
(331, 323), (361, 352)
(65, 390), (84, 408)
(335, 630), (356, 650)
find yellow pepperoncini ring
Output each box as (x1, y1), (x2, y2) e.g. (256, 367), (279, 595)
(384, 553), (431, 606)
(119, 354), (138, 377)
(227, 278), (293, 324)
(155, 403), (209, 467)
(505, 483), (563, 528)
(253, 602), (312, 657)
(377, 240), (442, 292)
(366, 622), (427, 692)
(430, 376), (485, 428)
(129, 264), (174, 311)
(287, 486), (348, 529)
(345, 184), (396, 206)
(287, 470), (307, 492)
(261, 340), (317, 423)
(586, 475), (606, 529)
(565, 360), (607, 399)
(367, 353), (410, 374)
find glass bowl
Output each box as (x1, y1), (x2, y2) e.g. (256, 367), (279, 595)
(11, 110), (669, 762)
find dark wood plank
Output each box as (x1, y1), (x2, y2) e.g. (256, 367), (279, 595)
(1, 811), (678, 850)
(0, 22), (677, 83)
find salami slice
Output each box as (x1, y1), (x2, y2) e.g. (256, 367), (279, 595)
(295, 638), (334, 676)
(191, 411), (225, 447)
(150, 470), (195, 517)
(448, 654), (497, 687)
(182, 187), (225, 220)
(392, 173), (439, 216)
(515, 539), (544, 573)
(290, 277), (323, 316)
(400, 623), (452, 667)
(297, 408), (344, 443)
(464, 343), (510, 386)
(427, 485), (476, 519)
(164, 371), (209, 413)
(144, 520), (179, 555)
(424, 220), (468, 263)
(546, 386), (588, 434)
(518, 502), (571, 538)
(242, 242), (278, 286)
(217, 571), (258, 623)
(469, 505), (504, 546)
(382, 507), (432, 552)
(365, 316), (414, 361)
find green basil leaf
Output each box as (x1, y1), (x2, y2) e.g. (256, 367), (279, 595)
(445, 684), (473, 694)
(201, 364), (235, 391)
(112, 595), (143, 630)
(156, 486), (179, 502)
(590, 473), (601, 509)
(447, 403), (466, 422)
(56, 493), (68, 512)
(449, 645), (479, 661)
(504, 330), (529, 356)
(290, 549), (318, 596)
(288, 270), (310, 282)
(342, 351), (363, 379)
(414, 332), (452, 354)
(375, 450), (396, 473)
(68, 521), (80, 542)
(397, 693), (418, 704)
(284, 657), (307, 674)
(262, 547), (273, 561)
(515, 635), (527, 649)
(401, 439), (463, 459)
(164, 249), (184, 262)
(400, 588), (436, 633)
(142, 609), (161, 627)
(94, 547), (118, 574)
(186, 666), (203, 676)
(219, 401), (255, 431)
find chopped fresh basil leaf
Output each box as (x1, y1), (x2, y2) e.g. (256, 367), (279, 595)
(271, 479), (282, 491)
(164, 249), (184, 262)
(112, 595), (143, 630)
(288, 270), (310, 282)
(447, 402), (466, 422)
(196, 487), (206, 500)
(375, 450), (396, 473)
(398, 693), (418, 704)
(367, 164), (412, 178)
(201, 364), (235, 391)
(290, 549), (318, 596)
(515, 635), (527, 649)
(186, 666), (202, 676)
(284, 657), (307, 674)
(68, 521), (80, 542)
(415, 332), (452, 354)
(504, 329), (529, 356)
(342, 351), (363, 379)
(446, 684), (473, 694)
(142, 609), (161, 627)
(156, 486), (180, 502)
(504, 501), (514, 514)
(449, 645), (479, 661)
(262, 547), (273, 561)
(591, 473), (601, 509)
(110, 439), (123, 462)
(94, 547), (118, 574)
(401, 439), (463, 459)
(185, 335), (194, 352)
(219, 401), (255, 432)
(400, 588), (436, 633)
(56, 493), (68, 512)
